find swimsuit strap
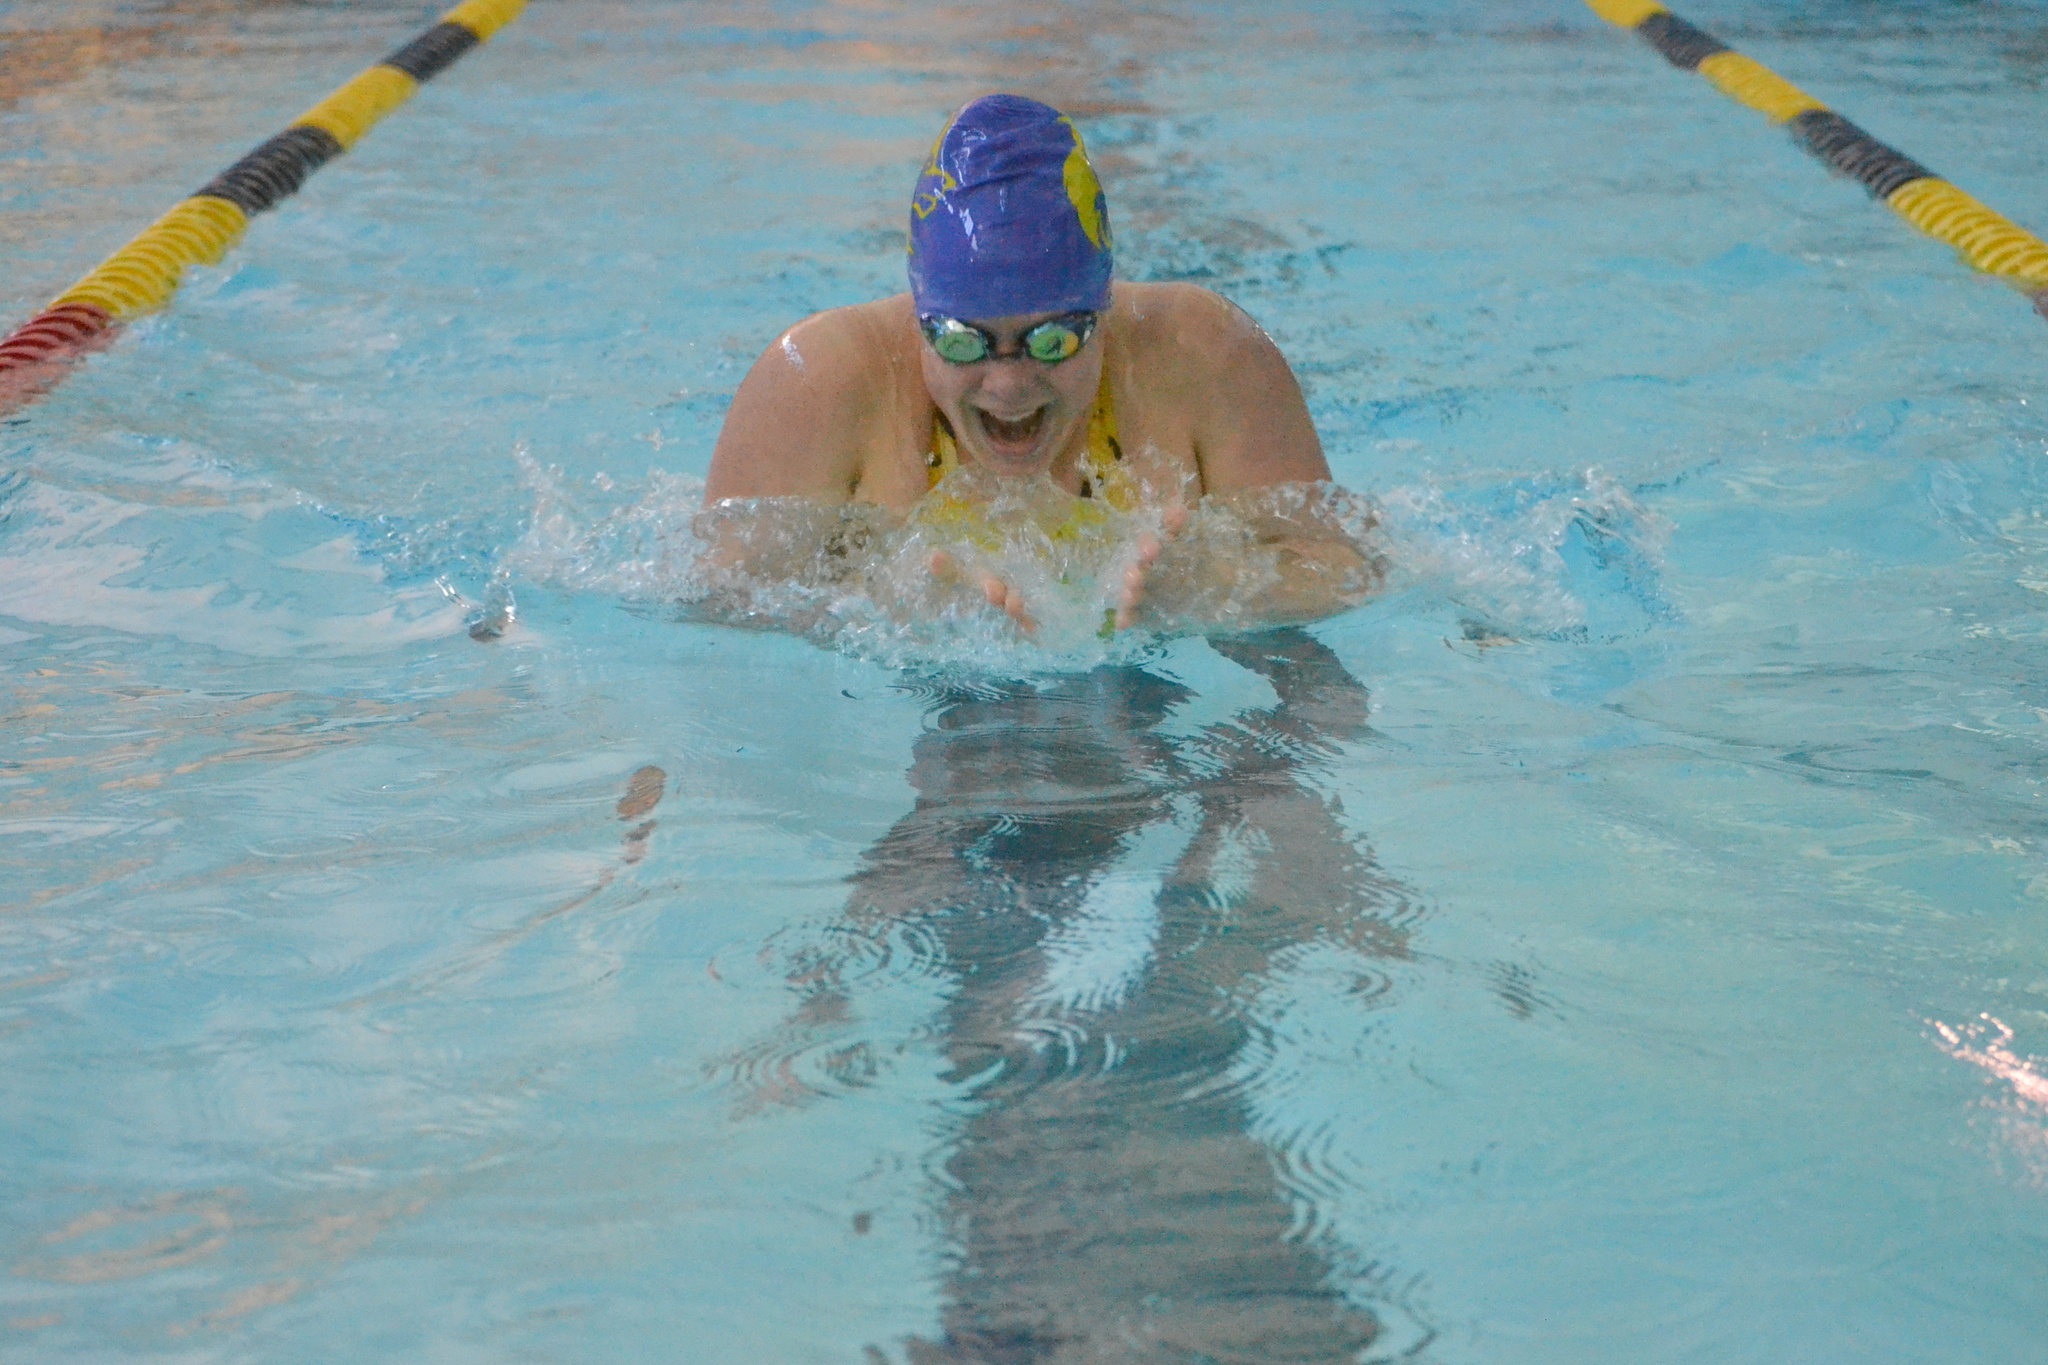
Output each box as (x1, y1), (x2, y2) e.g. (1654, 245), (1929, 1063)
(927, 364), (1133, 509)
(1078, 370), (1135, 508)
(925, 412), (957, 487)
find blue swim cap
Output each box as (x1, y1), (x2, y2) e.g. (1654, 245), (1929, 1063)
(907, 95), (1113, 321)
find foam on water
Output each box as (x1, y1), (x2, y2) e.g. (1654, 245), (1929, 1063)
(1373, 465), (1674, 642)
(501, 444), (1671, 671)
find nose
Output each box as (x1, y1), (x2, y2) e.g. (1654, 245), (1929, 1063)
(972, 355), (1047, 407)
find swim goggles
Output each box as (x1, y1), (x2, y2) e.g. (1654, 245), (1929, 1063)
(919, 311), (1098, 365)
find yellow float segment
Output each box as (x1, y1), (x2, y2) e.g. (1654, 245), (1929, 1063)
(1584, 0), (1669, 26)
(294, 65), (420, 150)
(1887, 179), (2048, 289)
(1695, 51), (1827, 123)
(443, 0), (527, 41)
(53, 196), (250, 317)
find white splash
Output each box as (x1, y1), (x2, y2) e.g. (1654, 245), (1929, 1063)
(503, 450), (1391, 668)
(1373, 465), (1670, 639)
(499, 448), (1672, 665)
(1931, 1014), (2048, 1109)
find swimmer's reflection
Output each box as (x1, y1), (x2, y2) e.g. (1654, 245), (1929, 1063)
(793, 630), (1414, 1362)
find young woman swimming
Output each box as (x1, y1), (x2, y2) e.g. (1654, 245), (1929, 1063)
(704, 93), (1373, 634)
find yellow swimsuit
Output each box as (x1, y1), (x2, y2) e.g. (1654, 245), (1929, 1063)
(914, 370), (1137, 635)
(924, 367), (1138, 512)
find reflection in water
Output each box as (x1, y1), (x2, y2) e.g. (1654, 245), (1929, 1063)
(1932, 1015), (2048, 1110)
(795, 630), (1419, 1361)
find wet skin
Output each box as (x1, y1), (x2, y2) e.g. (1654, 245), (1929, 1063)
(705, 283), (1329, 508)
(917, 313), (1106, 482)
(702, 283), (1361, 632)
(916, 312), (1162, 634)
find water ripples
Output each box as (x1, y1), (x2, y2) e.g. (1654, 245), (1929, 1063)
(715, 997), (902, 1117)
(18, 1194), (235, 1286)
(690, 641), (1440, 1355)
(1376, 465), (1674, 643)
(712, 918), (956, 1115)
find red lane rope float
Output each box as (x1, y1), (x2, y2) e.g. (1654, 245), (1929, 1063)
(1584, 0), (2048, 325)
(0, 0), (526, 413)
(0, 304), (117, 370)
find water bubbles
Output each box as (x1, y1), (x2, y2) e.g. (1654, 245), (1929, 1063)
(1375, 466), (1673, 642)
(502, 444), (706, 602)
(500, 449), (1403, 669)
(494, 436), (1678, 677)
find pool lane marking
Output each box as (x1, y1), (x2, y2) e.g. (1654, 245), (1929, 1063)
(1584, 0), (2048, 321)
(0, 0), (526, 407)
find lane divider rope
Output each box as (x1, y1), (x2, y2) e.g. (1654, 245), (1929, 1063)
(0, 0), (526, 407)
(1584, 0), (2048, 322)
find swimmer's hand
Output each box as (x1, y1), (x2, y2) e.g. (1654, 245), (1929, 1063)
(928, 502), (1192, 636)
(1112, 504), (1191, 631)
(928, 549), (1038, 635)
(1121, 488), (1386, 629)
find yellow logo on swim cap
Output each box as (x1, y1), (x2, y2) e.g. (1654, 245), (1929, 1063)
(910, 119), (960, 229)
(1059, 117), (1108, 251)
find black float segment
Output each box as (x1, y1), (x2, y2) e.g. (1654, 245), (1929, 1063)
(1586, 0), (2048, 318)
(1636, 12), (1730, 71)
(1790, 110), (1936, 200)
(196, 125), (346, 216)
(381, 21), (482, 83)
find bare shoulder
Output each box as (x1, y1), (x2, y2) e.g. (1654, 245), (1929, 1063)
(1119, 280), (1251, 342)
(1117, 282), (1281, 379)
(704, 297), (914, 502)
(1114, 282), (1329, 491)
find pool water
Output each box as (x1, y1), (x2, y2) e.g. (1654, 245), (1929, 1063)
(4, 1), (2047, 1360)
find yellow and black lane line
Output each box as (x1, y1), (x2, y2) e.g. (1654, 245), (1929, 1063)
(1585, 0), (2048, 321)
(0, 0), (525, 408)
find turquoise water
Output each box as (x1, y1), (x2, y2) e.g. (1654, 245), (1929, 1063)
(5, 1), (2048, 1359)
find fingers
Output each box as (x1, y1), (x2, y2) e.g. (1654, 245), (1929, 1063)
(942, 530), (1171, 634)
(1115, 557), (1149, 631)
(935, 550), (1036, 633)
(1113, 520), (1179, 632)
(975, 572), (1034, 634)
(996, 579), (1036, 634)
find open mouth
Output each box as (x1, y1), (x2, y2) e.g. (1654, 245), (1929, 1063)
(973, 404), (1049, 453)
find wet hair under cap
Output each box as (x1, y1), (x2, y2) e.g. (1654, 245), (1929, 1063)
(907, 94), (1113, 320)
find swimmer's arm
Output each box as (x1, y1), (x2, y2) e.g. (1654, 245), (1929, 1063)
(704, 309), (879, 505)
(1126, 289), (1378, 626)
(1159, 489), (1384, 625)
(1179, 288), (1330, 494)
(698, 310), (887, 585)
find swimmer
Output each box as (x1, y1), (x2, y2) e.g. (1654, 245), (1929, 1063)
(705, 93), (1374, 633)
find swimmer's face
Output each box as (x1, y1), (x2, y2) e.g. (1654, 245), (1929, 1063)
(920, 312), (1105, 482)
